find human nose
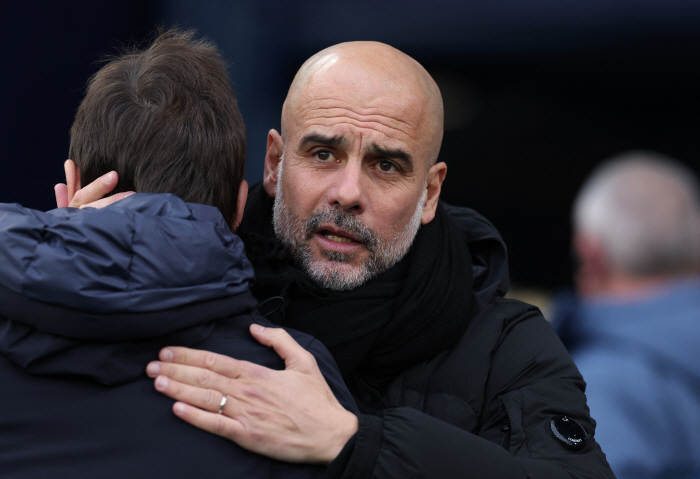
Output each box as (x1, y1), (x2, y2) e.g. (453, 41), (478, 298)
(327, 161), (365, 214)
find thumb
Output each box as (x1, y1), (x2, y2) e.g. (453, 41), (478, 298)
(250, 324), (317, 373)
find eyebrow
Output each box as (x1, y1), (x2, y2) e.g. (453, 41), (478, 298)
(298, 133), (348, 150)
(367, 143), (413, 172)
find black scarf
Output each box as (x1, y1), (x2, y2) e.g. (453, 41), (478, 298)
(237, 183), (475, 406)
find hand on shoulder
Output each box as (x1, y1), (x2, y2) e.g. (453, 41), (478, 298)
(146, 324), (359, 464)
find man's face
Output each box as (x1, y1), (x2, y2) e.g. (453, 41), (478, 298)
(268, 63), (442, 290)
(274, 162), (426, 290)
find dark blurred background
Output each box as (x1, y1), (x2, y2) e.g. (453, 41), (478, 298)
(2, 0), (699, 292)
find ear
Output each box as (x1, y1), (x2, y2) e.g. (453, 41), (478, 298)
(420, 161), (447, 225)
(64, 159), (81, 203)
(573, 232), (610, 296)
(263, 129), (284, 198)
(231, 179), (249, 232)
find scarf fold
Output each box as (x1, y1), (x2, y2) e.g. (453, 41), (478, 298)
(238, 183), (475, 399)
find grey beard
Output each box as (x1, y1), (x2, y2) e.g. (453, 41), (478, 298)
(273, 162), (425, 291)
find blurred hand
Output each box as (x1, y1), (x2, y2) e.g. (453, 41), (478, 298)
(55, 159), (133, 208)
(146, 325), (358, 464)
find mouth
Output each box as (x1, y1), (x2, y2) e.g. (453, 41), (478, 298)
(318, 225), (363, 243)
(321, 231), (356, 243)
(302, 210), (376, 255)
(314, 226), (366, 255)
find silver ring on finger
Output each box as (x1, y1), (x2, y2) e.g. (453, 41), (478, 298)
(218, 394), (227, 414)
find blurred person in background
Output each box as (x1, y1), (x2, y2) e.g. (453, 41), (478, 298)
(552, 150), (700, 479)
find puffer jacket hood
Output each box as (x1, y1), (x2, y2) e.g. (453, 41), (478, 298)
(0, 194), (257, 385)
(442, 202), (510, 307)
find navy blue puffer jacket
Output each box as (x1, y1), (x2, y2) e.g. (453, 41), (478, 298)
(0, 194), (355, 478)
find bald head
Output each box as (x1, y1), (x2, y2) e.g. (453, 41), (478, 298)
(263, 41), (448, 290)
(281, 41), (444, 166)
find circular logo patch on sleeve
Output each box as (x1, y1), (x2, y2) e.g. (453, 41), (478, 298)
(550, 416), (588, 451)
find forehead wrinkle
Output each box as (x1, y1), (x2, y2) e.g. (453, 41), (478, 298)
(296, 102), (421, 144)
(301, 96), (420, 128)
(299, 118), (421, 150)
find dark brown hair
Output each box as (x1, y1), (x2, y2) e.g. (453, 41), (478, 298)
(69, 29), (246, 226)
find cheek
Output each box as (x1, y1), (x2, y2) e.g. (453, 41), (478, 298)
(372, 199), (419, 236)
(281, 173), (322, 216)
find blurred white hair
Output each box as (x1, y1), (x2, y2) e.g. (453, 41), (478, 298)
(573, 151), (700, 277)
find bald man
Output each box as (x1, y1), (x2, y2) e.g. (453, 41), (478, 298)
(266, 41), (446, 291)
(65, 42), (614, 478)
(553, 151), (700, 479)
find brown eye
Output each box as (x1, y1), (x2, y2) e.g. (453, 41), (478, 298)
(378, 160), (396, 172)
(316, 151), (332, 161)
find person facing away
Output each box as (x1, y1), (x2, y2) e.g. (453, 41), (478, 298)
(550, 151), (700, 479)
(64, 41), (615, 478)
(0, 29), (356, 478)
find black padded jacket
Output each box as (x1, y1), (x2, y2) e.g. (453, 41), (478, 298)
(325, 204), (615, 479)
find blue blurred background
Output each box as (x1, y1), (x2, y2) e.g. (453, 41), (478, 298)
(2, 1), (699, 290)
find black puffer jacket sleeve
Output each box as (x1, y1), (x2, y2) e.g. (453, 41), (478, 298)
(328, 410), (526, 478)
(327, 300), (615, 478)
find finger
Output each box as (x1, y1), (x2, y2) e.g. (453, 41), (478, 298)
(152, 373), (232, 414)
(78, 191), (134, 209)
(69, 170), (118, 208)
(249, 325), (317, 373)
(159, 347), (250, 378)
(147, 360), (244, 392)
(150, 364), (278, 423)
(64, 159), (79, 202)
(55, 183), (69, 208)
(154, 372), (271, 452)
(171, 400), (247, 445)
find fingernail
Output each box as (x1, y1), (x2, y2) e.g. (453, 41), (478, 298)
(155, 376), (169, 390)
(103, 171), (116, 185)
(251, 324), (266, 333)
(146, 362), (160, 376)
(160, 348), (173, 362)
(174, 402), (185, 415)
